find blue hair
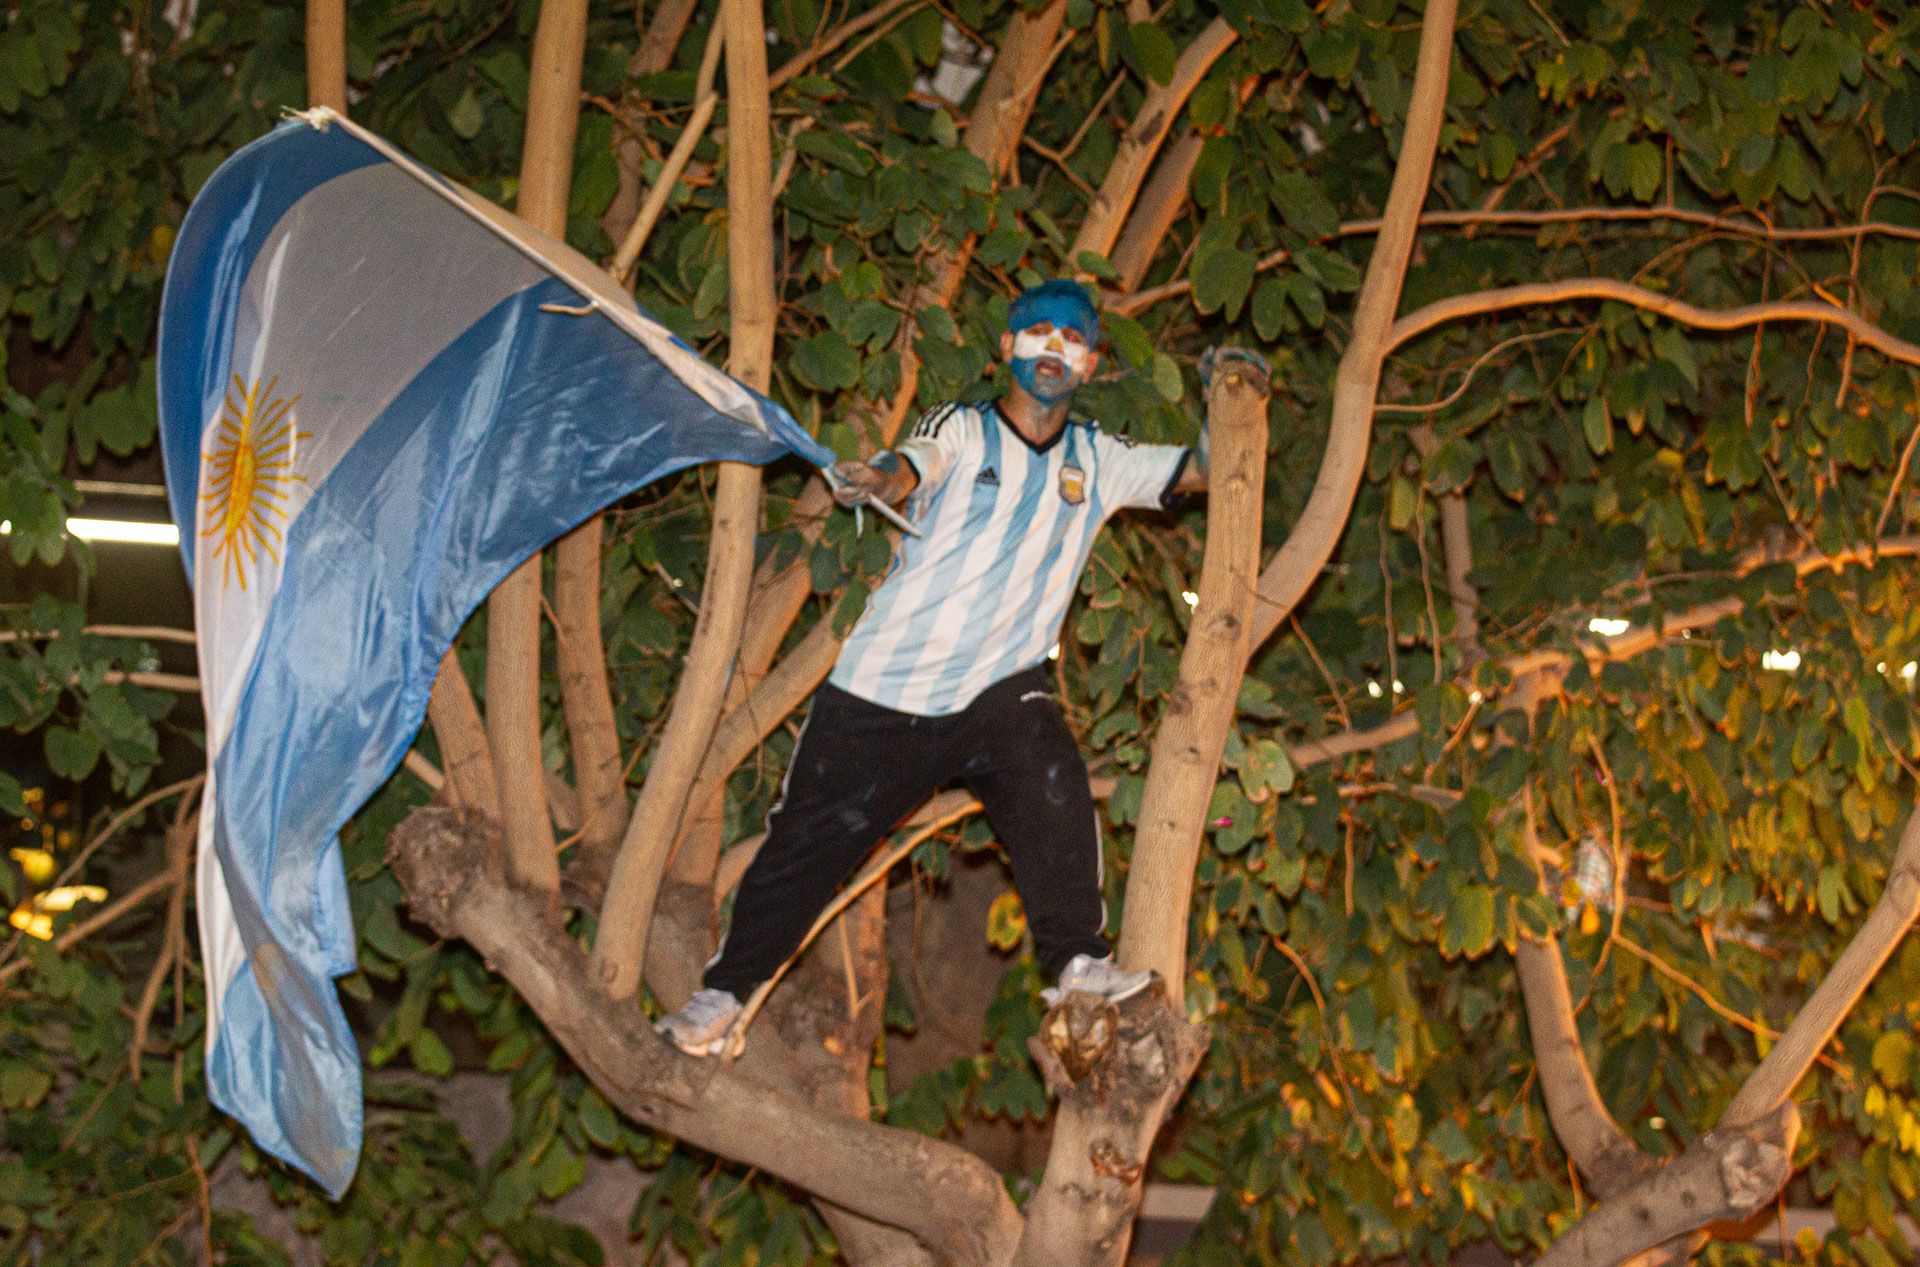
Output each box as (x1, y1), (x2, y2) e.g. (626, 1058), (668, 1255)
(1007, 279), (1100, 344)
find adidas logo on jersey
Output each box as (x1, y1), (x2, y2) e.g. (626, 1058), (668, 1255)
(976, 466), (999, 486)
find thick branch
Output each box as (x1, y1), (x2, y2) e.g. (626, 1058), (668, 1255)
(1117, 353), (1270, 1003)
(553, 519), (628, 860)
(1386, 278), (1920, 367)
(389, 809), (1023, 1263)
(590, 0), (776, 999)
(1535, 1103), (1799, 1267)
(484, 0), (592, 893)
(602, 0), (700, 240)
(1109, 127), (1203, 293)
(1069, 20), (1236, 265)
(1246, 0), (1458, 652)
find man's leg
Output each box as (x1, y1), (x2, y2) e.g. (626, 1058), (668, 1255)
(956, 669), (1114, 983)
(702, 685), (949, 999)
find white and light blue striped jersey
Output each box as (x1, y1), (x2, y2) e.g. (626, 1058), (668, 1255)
(828, 401), (1190, 716)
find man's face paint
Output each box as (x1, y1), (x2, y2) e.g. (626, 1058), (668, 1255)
(1010, 324), (1092, 403)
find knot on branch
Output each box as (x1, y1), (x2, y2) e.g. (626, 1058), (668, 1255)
(1199, 345), (1271, 395)
(387, 806), (501, 937)
(1029, 981), (1209, 1110)
(1715, 1102), (1800, 1217)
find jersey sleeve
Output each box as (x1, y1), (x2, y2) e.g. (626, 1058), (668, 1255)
(892, 403), (974, 494)
(1096, 431), (1192, 512)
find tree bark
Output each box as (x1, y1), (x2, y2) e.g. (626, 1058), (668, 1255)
(482, 0), (592, 895)
(602, 0), (700, 242)
(1069, 21), (1235, 266)
(553, 518), (628, 863)
(304, 0), (345, 113)
(1015, 991), (1208, 1266)
(388, 808), (1024, 1263)
(1115, 353), (1270, 1004)
(426, 649), (500, 822)
(1246, 0), (1458, 654)
(590, 0), (776, 1000)
(1109, 128), (1203, 293)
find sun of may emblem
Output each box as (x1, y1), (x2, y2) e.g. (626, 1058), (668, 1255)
(200, 374), (308, 590)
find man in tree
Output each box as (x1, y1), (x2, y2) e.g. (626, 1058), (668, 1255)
(659, 279), (1208, 1055)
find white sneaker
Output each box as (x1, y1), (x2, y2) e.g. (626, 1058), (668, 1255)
(1041, 954), (1154, 1007)
(654, 988), (742, 1056)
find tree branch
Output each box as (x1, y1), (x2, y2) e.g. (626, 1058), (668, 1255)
(591, 0), (777, 1001)
(1244, 0), (1458, 653)
(1109, 127), (1203, 293)
(304, 0), (345, 113)
(1117, 352), (1269, 1004)
(389, 808), (1025, 1263)
(1385, 278), (1920, 367)
(1069, 19), (1236, 266)
(1113, 204), (1920, 318)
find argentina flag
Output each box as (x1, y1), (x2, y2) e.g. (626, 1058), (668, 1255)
(156, 107), (833, 1197)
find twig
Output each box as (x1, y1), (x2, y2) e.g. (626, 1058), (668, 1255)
(0, 869), (178, 986)
(1269, 937), (1394, 1176)
(1877, 379), (1920, 537)
(769, 0), (920, 89)
(1376, 328), (1575, 414)
(0, 775), (203, 974)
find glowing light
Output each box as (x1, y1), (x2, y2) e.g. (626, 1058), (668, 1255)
(1181, 591), (1199, 608)
(8, 908), (52, 941)
(200, 374), (308, 590)
(1469, 689), (1483, 704)
(1905, 662), (1919, 683)
(1047, 644), (1061, 661)
(1762, 649), (1801, 672)
(1588, 616), (1630, 637)
(8, 848), (55, 886)
(1392, 680), (1405, 694)
(1366, 680), (1384, 699)
(35, 885), (106, 913)
(0, 518), (180, 546)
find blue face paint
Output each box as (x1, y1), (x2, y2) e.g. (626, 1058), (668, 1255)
(1007, 281), (1100, 344)
(1012, 352), (1078, 402)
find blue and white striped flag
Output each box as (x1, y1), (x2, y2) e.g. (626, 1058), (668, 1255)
(156, 107), (833, 1197)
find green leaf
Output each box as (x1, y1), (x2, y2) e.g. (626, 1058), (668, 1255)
(1191, 245), (1255, 320)
(44, 725), (99, 780)
(1583, 395), (1613, 455)
(448, 88), (485, 140)
(790, 329), (861, 391)
(408, 1028), (453, 1077)
(1150, 353), (1184, 403)
(795, 129), (873, 175)
(1124, 22), (1177, 86)
(1442, 886), (1498, 958)
(0, 772), (23, 817)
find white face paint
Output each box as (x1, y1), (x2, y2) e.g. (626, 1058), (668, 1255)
(1012, 327), (1091, 376)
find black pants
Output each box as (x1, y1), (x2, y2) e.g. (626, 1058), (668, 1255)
(704, 666), (1110, 997)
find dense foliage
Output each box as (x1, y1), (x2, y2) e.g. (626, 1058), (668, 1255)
(9, 0), (1920, 1262)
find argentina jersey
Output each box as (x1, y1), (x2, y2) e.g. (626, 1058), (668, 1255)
(828, 401), (1190, 716)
